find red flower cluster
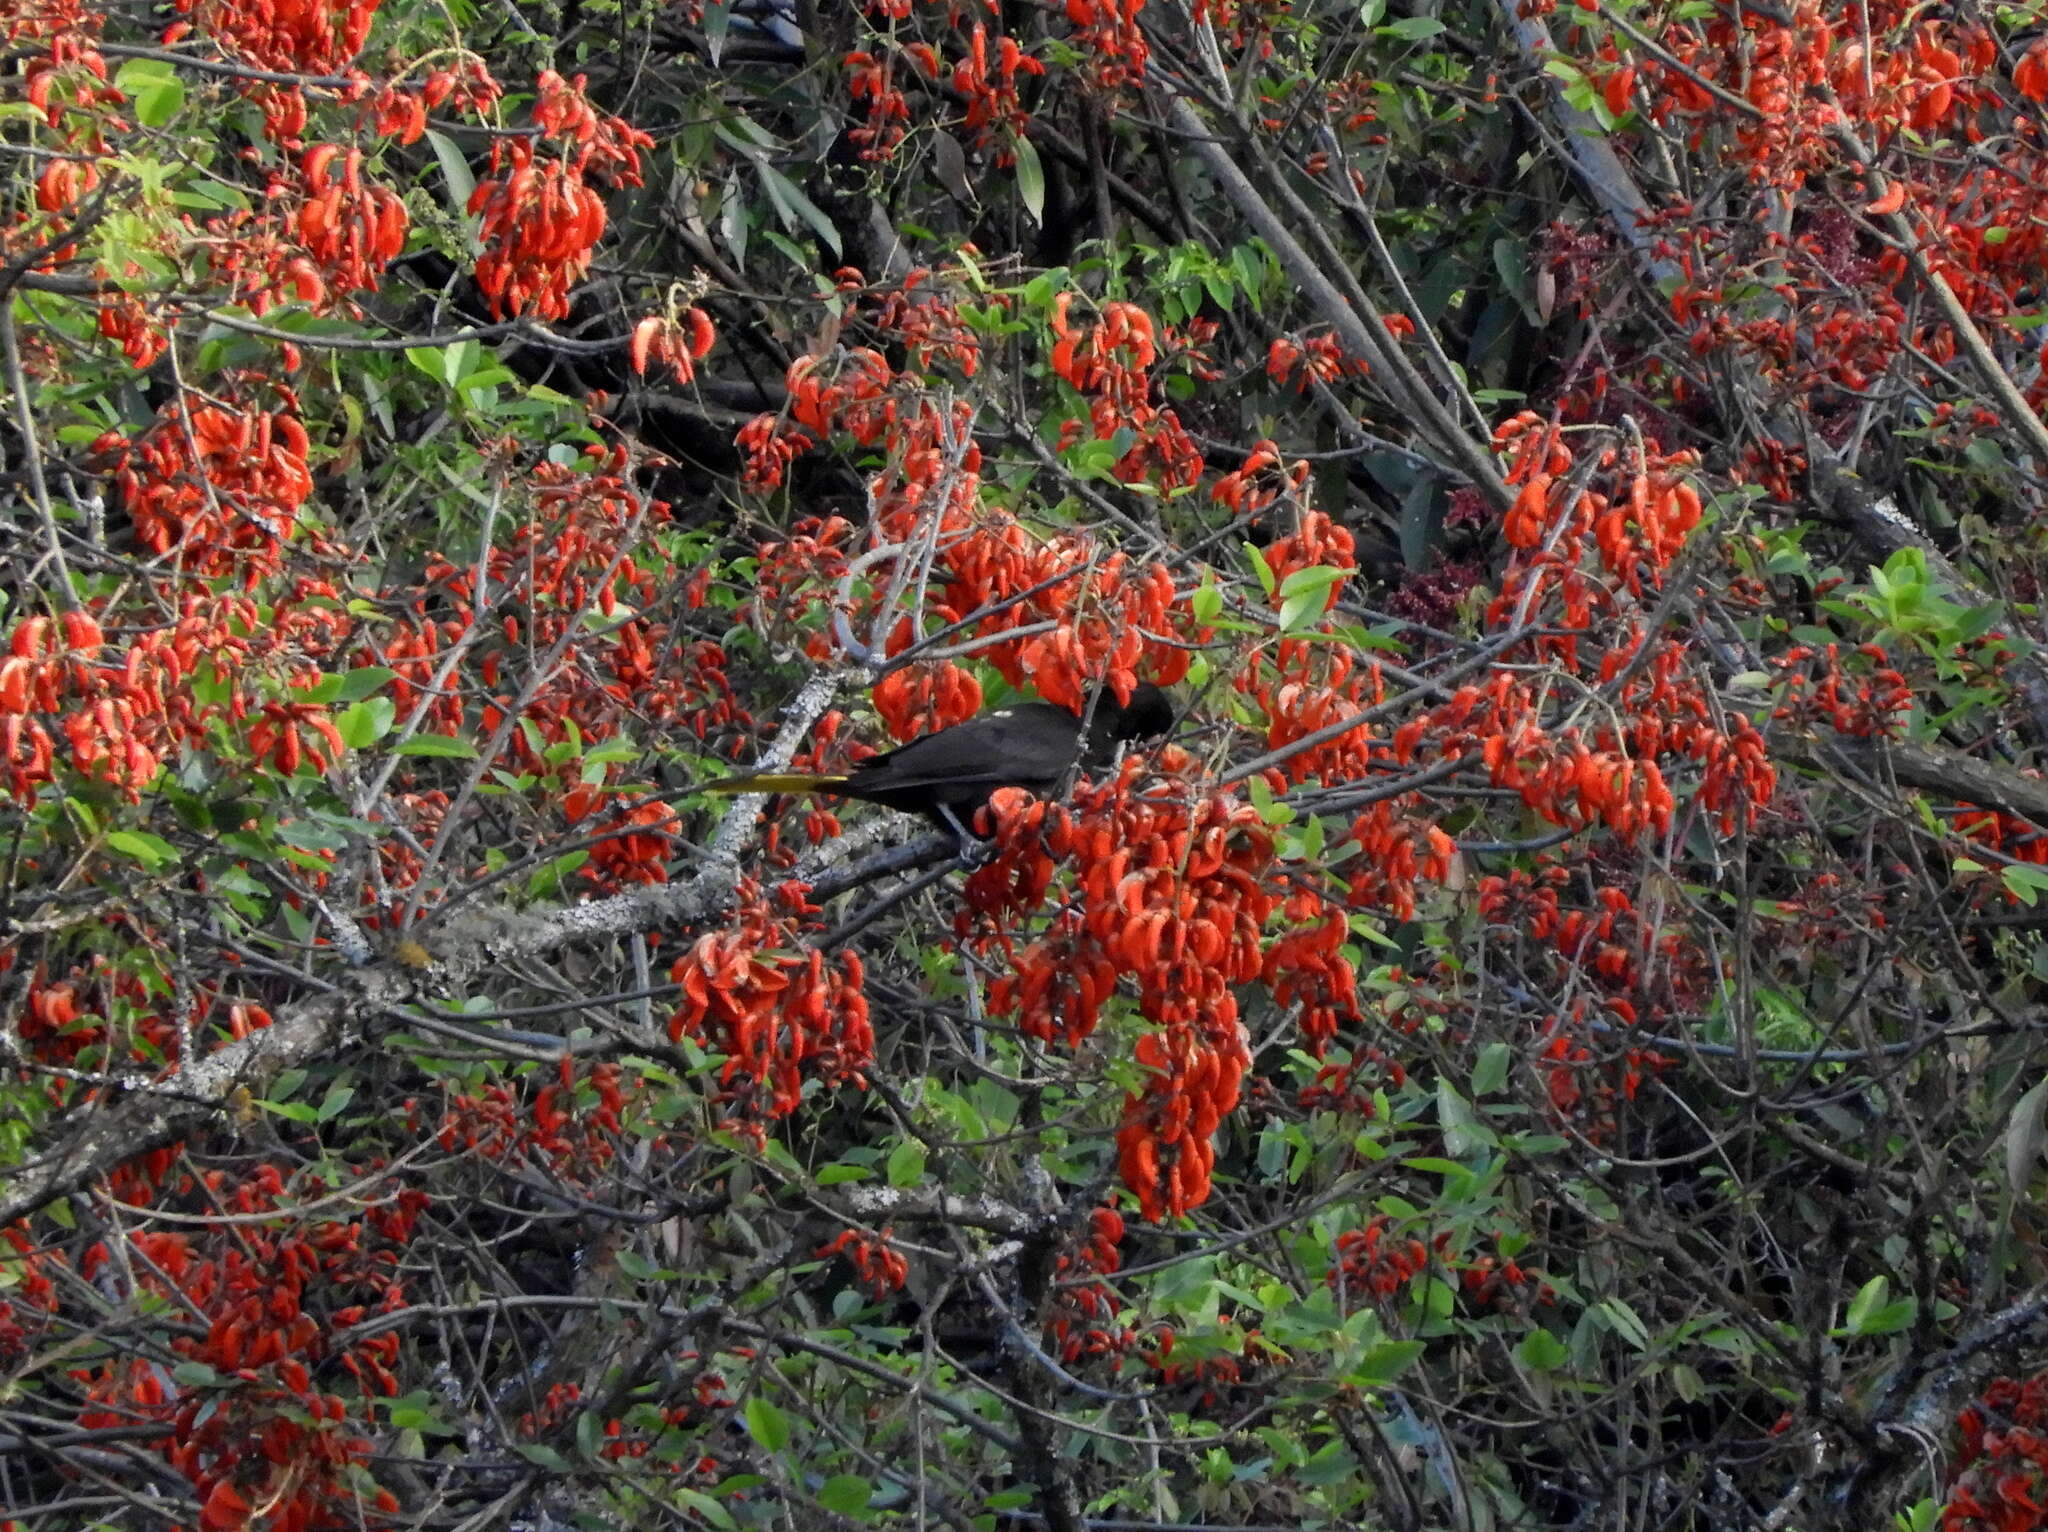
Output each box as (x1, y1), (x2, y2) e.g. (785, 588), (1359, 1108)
(174, 0), (379, 73)
(299, 143), (409, 299)
(873, 659), (983, 741)
(1475, 866), (1695, 1137)
(470, 71), (652, 319)
(1299, 1046), (1408, 1116)
(1947, 1373), (2048, 1532)
(430, 1058), (629, 1178)
(1771, 642), (1914, 740)
(1264, 505), (1357, 610)
(871, 265), (988, 377)
(247, 677), (348, 777)
(1451, 1239), (1549, 1311)
(1343, 800), (1458, 922)
(0, 589), (326, 807)
(1049, 293), (1202, 489)
(1262, 886), (1362, 1052)
(1193, 0), (1287, 58)
(13, 944), (183, 1075)
(1046, 1206), (1132, 1364)
(1329, 1217), (1429, 1305)
(564, 785), (680, 887)
(737, 346), (896, 489)
(1211, 438), (1310, 519)
(818, 1226), (909, 1298)
(1142, 1313), (1272, 1410)
(386, 446), (748, 784)
(197, 201), (323, 323)
(1957, 810), (2048, 870)
(18, 0), (112, 132)
(629, 307), (718, 381)
(964, 760), (1274, 1220)
(1065, 0), (1148, 87)
(750, 399), (1190, 714)
(1244, 638), (1376, 786)
(470, 152), (606, 320)
(1265, 330), (1373, 392)
(669, 881), (873, 1128)
(1648, 2), (1984, 190)
(70, 1162), (426, 1531)
(843, 42), (938, 160)
(1496, 412), (1703, 597)
(588, 1360), (732, 1469)
(952, 24), (1044, 163)
(0, 1225), (56, 1362)
(2020, 41), (2048, 105)
(104, 400), (314, 580)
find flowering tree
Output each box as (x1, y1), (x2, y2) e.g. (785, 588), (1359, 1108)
(9, 0), (2048, 1528)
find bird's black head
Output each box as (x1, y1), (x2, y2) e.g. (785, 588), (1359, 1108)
(1107, 682), (1175, 742)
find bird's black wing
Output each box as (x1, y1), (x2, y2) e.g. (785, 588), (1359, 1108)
(845, 703), (1084, 799)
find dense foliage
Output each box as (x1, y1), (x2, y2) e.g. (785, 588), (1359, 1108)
(11, 0), (2048, 1528)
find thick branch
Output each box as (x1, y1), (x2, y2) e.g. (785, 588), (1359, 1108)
(1789, 733), (2048, 827)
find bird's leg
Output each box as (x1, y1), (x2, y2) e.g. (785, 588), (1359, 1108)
(937, 802), (997, 866)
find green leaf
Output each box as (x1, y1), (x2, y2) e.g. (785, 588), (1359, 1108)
(1471, 1042), (1511, 1097)
(755, 160), (842, 259)
(1517, 1327), (1569, 1371)
(394, 734), (479, 759)
(1012, 135), (1045, 226)
(1245, 541), (1277, 598)
(116, 59), (185, 127)
(172, 1361), (219, 1386)
(744, 1396), (790, 1452)
(1278, 589), (1325, 633)
(702, 0), (733, 63)
(106, 831), (177, 871)
(669, 1488), (736, 1529)
(616, 1248), (672, 1281)
(1277, 564), (1344, 601)
(2004, 865), (2048, 907)
(334, 667), (398, 703)
(316, 1083), (355, 1122)
(1379, 14), (1445, 38)
(426, 129), (477, 223)
(887, 1138), (926, 1188)
(525, 851), (588, 898)
(1247, 774), (1295, 827)
(337, 697), (396, 747)
(818, 1475), (871, 1514)
(2009, 1077), (2048, 1198)
(1436, 1079), (1491, 1157)
(1401, 1156), (1469, 1178)
(1598, 1297), (1652, 1351)
(1845, 1274), (1888, 1334)
(1348, 1339), (1424, 1385)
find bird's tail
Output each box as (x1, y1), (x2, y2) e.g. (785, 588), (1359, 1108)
(702, 772), (850, 796)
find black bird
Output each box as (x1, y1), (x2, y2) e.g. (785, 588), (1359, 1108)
(704, 683), (1175, 842)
